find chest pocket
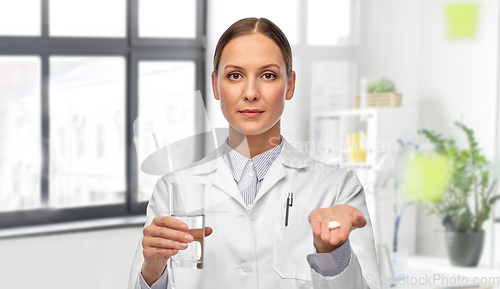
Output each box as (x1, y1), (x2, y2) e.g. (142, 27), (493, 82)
(273, 206), (314, 281)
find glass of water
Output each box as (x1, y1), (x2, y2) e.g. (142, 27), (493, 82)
(169, 182), (205, 269)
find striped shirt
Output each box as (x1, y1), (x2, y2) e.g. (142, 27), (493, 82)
(222, 136), (283, 207)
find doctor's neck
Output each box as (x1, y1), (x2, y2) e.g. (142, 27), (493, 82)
(227, 121), (282, 159)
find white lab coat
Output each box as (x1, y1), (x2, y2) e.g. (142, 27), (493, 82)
(128, 137), (381, 289)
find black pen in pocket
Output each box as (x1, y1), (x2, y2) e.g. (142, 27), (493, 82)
(285, 192), (293, 226)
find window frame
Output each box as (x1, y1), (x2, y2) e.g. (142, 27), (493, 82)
(129, 49), (206, 213)
(297, 0), (363, 156)
(130, 0), (205, 47)
(0, 0), (207, 229)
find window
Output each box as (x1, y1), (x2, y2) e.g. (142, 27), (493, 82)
(0, 0), (206, 228)
(307, 0), (354, 46)
(0, 56), (41, 212)
(138, 0), (196, 38)
(50, 0), (126, 37)
(0, 0), (41, 36)
(136, 60), (196, 202)
(49, 56), (126, 208)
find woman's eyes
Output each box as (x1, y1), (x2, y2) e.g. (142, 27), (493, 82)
(262, 73), (276, 80)
(227, 72), (276, 80)
(228, 73), (242, 80)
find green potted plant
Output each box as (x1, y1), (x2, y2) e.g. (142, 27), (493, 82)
(355, 78), (402, 108)
(416, 122), (499, 267)
(368, 78), (396, 94)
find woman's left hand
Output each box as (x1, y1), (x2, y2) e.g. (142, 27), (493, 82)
(308, 204), (366, 253)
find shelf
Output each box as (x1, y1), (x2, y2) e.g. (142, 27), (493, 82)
(406, 256), (500, 277)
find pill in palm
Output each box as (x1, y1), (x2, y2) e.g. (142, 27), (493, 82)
(328, 221), (340, 229)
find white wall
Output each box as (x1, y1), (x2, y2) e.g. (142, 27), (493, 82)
(418, 0), (499, 155)
(0, 227), (143, 289)
(365, 0), (499, 265)
(418, 0), (499, 266)
(363, 0), (421, 110)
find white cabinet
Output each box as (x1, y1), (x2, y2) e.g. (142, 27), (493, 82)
(310, 107), (419, 256)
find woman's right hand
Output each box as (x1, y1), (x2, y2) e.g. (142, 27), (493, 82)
(141, 216), (213, 286)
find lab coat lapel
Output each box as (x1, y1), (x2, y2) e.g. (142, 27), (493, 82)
(253, 138), (311, 205)
(210, 155), (247, 209)
(253, 154), (286, 204)
(189, 145), (246, 209)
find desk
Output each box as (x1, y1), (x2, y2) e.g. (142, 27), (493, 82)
(383, 256), (500, 289)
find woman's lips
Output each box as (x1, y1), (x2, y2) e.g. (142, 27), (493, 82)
(239, 110), (264, 118)
(239, 111), (263, 118)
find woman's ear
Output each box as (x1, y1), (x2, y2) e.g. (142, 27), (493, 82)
(211, 71), (220, 100)
(285, 71), (296, 101)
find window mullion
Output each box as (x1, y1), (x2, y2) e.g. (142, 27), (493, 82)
(127, 53), (139, 212)
(41, 0), (49, 39)
(41, 53), (49, 207)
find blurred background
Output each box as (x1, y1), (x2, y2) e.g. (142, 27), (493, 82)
(1, 0), (499, 288)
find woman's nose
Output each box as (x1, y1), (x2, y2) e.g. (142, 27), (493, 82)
(243, 79), (259, 101)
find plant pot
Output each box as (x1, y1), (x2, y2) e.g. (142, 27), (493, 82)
(444, 230), (484, 267)
(354, 93), (402, 108)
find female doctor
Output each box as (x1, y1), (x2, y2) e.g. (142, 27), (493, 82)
(129, 17), (380, 289)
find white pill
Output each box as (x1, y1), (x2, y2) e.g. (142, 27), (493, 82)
(328, 221), (341, 229)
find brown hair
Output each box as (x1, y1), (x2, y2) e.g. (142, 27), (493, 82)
(213, 17), (293, 78)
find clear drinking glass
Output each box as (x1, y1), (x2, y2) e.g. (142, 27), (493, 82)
(169, 182), (205, 269)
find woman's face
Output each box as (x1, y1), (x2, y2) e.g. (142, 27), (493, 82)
(211, 33), (296, 136)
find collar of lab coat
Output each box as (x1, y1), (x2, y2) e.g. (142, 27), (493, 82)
(188, 136), (312, 208)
